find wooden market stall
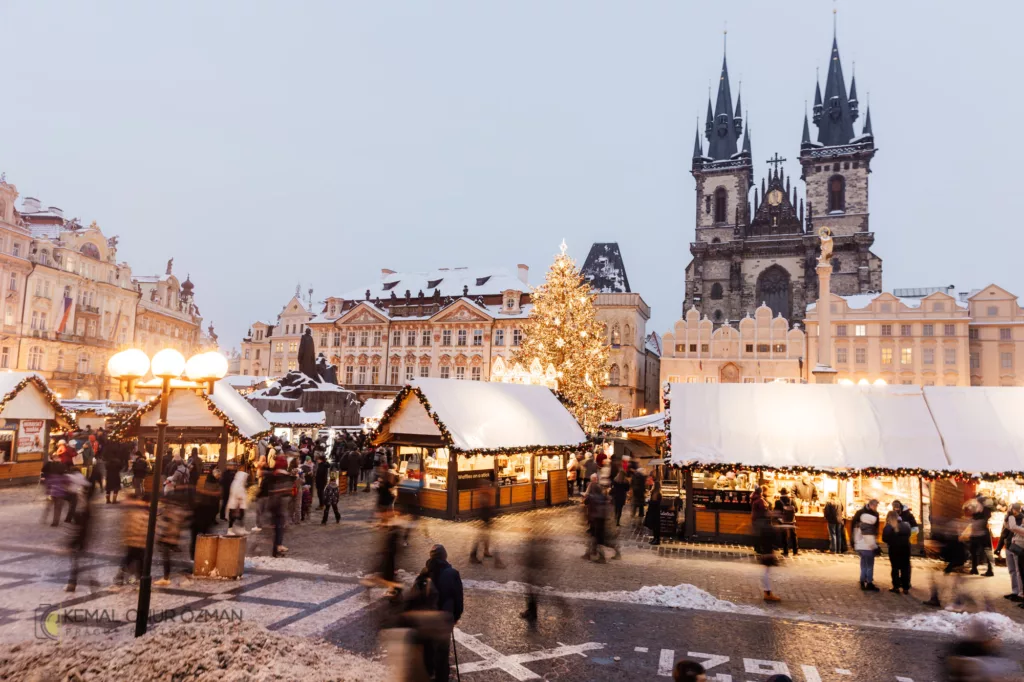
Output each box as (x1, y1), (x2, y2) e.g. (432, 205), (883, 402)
(374, 378), (586, 519)
(0, 372), (76, 485)
(667, 382), (950, 550)
(111, 379), (271, 474)
(263, 410), (326, 446)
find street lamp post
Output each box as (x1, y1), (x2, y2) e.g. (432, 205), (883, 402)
(108, 347), (228, 638)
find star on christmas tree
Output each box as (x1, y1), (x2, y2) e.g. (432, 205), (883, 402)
(513, 241), (615, 432)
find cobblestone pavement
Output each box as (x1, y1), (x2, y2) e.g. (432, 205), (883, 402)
(2, 486), (1023, 679)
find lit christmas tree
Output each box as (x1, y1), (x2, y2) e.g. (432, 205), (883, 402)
(513, 241), (615, 432)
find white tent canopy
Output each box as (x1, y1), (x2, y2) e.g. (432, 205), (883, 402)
(924, 387), (1024, 474)
(379, 378), (586, 452)
(137, 380), (271, 441)
(668, 383), (948, 472)
(603, 412), (665, 433)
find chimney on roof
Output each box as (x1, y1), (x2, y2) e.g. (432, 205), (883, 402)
(517, 264), (529, 285)
(381, 269), (396, 280)
(22, 197), (41, 212)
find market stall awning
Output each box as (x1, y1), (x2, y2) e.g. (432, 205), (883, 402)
(113, 380), (271, 443)
(923, 387), (1024, 475)
(0, 372), (75, 428)
(667, 383), (948, 473)
(359, 398), (393, 422)
(602, 412), (665, 433)
(375, 378), (586, 453)
(263, 410), (326, 428)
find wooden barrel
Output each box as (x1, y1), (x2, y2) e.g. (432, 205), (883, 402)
(193, 534), (219, 577)
(215, 535), (247, 579)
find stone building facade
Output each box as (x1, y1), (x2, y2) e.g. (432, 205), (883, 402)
(237, 292), (313, 377)
(804, 291), (971, 387)
(684, 31), (882, 329)
(133, 271), (203, 358)
(966, 285), (1024, 387)
(661, 305), (806, 387)
(579, 243), (660, 418)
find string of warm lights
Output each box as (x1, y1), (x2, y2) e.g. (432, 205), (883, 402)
(11, 375), (78, 428)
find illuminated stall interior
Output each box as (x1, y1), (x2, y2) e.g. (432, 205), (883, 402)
(374, 378), (586, 519)
(262, 410), (326, 447)
(0, 373), (77, 485)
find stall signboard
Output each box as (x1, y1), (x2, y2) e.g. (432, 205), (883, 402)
(660, 507), (678, 536)
(17, 419), (45, 455)
(691, 488), (753, 512)
(457, 470), (495, 490)
(548, 469), (568, 505)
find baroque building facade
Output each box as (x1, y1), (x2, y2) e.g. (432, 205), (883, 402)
(237, 291), (314, 377)
(965, 285), (1024, 387)
(684, 30), (881, 329)
(134, 268), (204, 358)
(579, 243), (660, 417)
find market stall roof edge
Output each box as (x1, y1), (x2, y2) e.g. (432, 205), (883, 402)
(373, 378), (587, 454)
(262, 410), (326, 428)
(0, 372), (76, 429)
(601, 412), (665, 434)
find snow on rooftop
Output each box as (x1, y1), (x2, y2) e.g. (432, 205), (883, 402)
(336, 267), (529, 303)
(262, 410), (326, 426)
(603, 412), (665, 433)
(806, 292), (967, 313)
(580, 243), (631, 294)
(207, 379), (272, 439)
(385, 378), (586, 452)
(359, 398), (393, 421)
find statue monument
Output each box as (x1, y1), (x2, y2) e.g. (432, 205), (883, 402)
(812, 227), (838, 384)
(297, 328), (318, 381)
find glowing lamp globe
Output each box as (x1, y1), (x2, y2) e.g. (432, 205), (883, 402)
(107, 348), (150, 379)
(873, 378), (888, 386)
(151, 348), (186, 379)
(858, 378), (870, 386)
(186, 351), (228, 381)
(838, 378), (855, 386)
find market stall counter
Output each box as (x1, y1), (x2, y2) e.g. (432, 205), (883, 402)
(0, 373), (76, 485)
(375, 379), (585, 519)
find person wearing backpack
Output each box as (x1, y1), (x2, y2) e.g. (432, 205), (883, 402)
(773, 488), (799, 556)
(424, 544), (463, 682)
(851, 499), (881, 592)
(1004, 502), (1024, 604)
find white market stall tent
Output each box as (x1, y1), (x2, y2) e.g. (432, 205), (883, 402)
(667, 382), (948, 472)
(359, 398), (393, 430)
(602, 412), (666, 434)
(0, 372), (77, 484)
(375, 378), (587, 518)
(665, 382), (955, 548)
(923, 386), (1024, 475)
(113, 379), (272, 468)
(263, 410), (326, 445)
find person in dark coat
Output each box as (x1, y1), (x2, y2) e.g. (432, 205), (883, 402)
(345, 450), (361, 494)
(103, 443), (122, 504)
(773, 488), (799, 556)
(186, 448), (203, 488)
(630, 467), (647, 524)
(64, 472), (96, 592)
(644, 481), (663, 546)
(219, 460), (236, 521)
(315, 454), (330, 509)
(361, 449), (374, 486)
(610, 470), (630, 526)
(321, 474), (341, 524)
(189, 470), (220, 559)
(823, 493), (845, 553)
(751, 485), (781, 602)
(424, 544), (463, 682)
(883, 510), (912, 594)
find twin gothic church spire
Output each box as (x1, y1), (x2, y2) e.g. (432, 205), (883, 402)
(700, 46), (747, 162)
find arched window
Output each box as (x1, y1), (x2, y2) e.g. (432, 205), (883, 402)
(756, 265), (793, 320)
(623, 363), (630, 384)
(609, 364), (620, 386)
(623, 325), (631, 346)
(714, 309), (724, 323)
(714, 187), (727, 224)
(79, 354), (89, 374)
(56, 350), (64, 371)
(79, 242), (101, 260)
(711, 237), (721, 244)
(828, 175), (845, 213)
(710, 283), (724, 300)
(832, 258), (841, 273)
(611, 325), (621, 346)
(28, 346), (43, 370)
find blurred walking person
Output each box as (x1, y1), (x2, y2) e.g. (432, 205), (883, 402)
(644, 480), (663, 546)
(63, 471), (96, 592)
(268, 457), (292, 556)
(470, 487), (504, 567)
(610, 470), (629, 526)
(321, 473), (340, 524)
(114, 495), (150, 586)
(851, 498), (881, 592)
(1004, 503), (1024, 605)
(41, 452), (70, 527)
(824, 492), (845, 553)
(155, 470), (190, 586)
(227, 465), (249, 533)
(424, 545), (463, 682)
(630, 466), (647, 525)
(131, 450), (149, 498)
(751, 485), (781, 602)
(189, 468), (220, 559)
(968, 497), (995, 577)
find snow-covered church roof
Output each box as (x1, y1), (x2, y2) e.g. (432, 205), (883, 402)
(580, 243), (631, 294)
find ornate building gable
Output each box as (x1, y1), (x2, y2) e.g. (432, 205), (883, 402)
(747, 164), (804, 238)
(428, 298), (494, 325)
(334, 301), (389, 326)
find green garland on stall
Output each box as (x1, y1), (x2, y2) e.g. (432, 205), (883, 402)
(106, 391), (269, 446)
(661, 383), (1015, 483)
(15, 375), (78, 428)
(372, 383), (586, 457)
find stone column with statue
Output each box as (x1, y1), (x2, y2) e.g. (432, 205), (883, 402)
(812, 227), (839, 384)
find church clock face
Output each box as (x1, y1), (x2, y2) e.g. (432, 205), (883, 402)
(767, 189), (783, 206)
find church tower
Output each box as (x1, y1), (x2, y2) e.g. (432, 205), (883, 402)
(685, 45), (752, 323)
(798, 25), (882, 296)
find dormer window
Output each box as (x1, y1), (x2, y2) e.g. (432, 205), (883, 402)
(502, 290), (521, 314)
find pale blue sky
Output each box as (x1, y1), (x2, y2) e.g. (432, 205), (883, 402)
(0, 1), (1020, 345)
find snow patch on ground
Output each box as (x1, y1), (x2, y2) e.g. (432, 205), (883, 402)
(464, 579), (761, 615)
(901, 610), (1024, 642)
(244, 555), (360, 577)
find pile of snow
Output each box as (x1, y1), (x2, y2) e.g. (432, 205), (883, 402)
(901, 611), (1024, 642)
(463, 579), (761, 616)
(244, 555), (359, 577)
(1, 620), (385, 681)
